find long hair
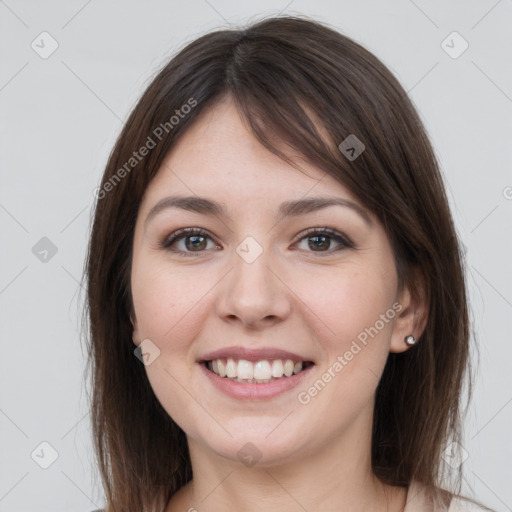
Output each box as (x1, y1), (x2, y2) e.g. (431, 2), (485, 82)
(81, 14), (490, 511)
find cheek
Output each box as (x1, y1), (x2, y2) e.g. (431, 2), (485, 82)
(295, 262), (395, 348)
(295, 267), (396, 422)
(131, 259), (215, 356)
(131, 262), (207, 432)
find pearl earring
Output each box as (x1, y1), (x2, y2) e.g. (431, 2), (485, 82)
(404, 334), (416, 345)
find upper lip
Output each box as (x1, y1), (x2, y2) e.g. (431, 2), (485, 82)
(198, 346), (314, 364)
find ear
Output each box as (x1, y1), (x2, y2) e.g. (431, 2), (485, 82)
(130, 311), (141, 346)
(389, 266), (429, 353)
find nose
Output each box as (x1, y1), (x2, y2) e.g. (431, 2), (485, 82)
(215, 243), (292, 330)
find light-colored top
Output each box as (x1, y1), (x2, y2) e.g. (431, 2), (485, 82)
(405, 479), (490, 512)
(90, 481), (491, 512)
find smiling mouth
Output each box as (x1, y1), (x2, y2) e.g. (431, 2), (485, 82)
(204, 358), (315, 384)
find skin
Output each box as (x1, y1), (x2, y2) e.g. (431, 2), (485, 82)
(130, 95), (428, 511)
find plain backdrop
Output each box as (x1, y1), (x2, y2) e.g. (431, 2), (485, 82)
(1, 1), (511, 510)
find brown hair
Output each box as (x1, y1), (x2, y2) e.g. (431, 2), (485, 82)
(81, 14), (492, 512)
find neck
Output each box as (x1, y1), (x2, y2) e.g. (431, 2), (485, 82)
(170, 398), (406, 512)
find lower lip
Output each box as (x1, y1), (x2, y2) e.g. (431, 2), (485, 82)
(199, 362), (314, 400)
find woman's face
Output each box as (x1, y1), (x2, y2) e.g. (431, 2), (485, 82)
(130, 96), (416, 466)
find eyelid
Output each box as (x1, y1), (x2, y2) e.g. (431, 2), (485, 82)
(160, 227), (220, 251)
(293, 226), (354, 247)
(160, 226), (354, 256)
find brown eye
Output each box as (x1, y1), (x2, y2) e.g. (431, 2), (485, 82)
(307, 235), (332, 251)
(161, 228), (220, 256)
(184, 235), (208, 251)
(294, 228), (353, 255)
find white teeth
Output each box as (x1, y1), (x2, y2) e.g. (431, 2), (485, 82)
(237, 359), (253, 380)
(207, 357), (309, 382)
(226, 358), (237, 378)
(271, 359), (284, 378)
(217, 359), (226, 377)
(254, 360), (271, 380)
(283, 359), (294, 377)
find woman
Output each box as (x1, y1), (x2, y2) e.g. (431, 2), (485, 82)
(83, 15), (494, 512)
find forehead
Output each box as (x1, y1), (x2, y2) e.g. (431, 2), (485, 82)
(141, 97), (362, 211)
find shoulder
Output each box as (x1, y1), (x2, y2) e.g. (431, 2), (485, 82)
(447, 495), (496, 512)
(404, 479), (449, 511)
(405, 480), (493, 512)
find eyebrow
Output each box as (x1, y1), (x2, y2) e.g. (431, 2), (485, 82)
(144, 195), (372, 229)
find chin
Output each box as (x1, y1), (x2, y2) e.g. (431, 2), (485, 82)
(187, 421), (307, 468)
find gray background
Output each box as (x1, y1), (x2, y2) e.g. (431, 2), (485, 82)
(1, 0), (511, 510)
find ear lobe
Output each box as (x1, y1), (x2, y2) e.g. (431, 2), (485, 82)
(389, 267), (429, 353)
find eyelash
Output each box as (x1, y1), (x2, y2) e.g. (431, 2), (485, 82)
(160, 227), (354, 257)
